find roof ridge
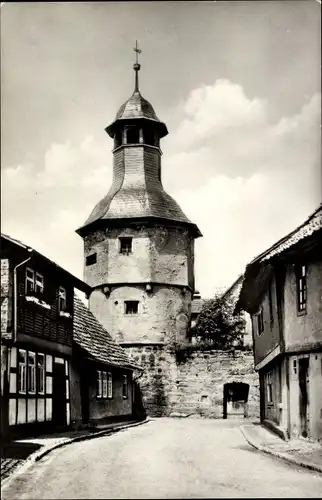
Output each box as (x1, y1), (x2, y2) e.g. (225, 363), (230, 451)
(249, 205), (322, 265)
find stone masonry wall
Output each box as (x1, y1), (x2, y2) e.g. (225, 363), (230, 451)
(125, 346), (260, 419)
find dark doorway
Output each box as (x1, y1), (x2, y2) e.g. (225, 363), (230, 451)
(299, 357), (309, 438)
(80, 370), (90, 425)
(132, 380), (146, 421)
(223, 382), (249, 419)
(52, 361), (67, 427)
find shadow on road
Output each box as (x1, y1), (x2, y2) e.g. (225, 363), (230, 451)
(1, 442), (41, 460)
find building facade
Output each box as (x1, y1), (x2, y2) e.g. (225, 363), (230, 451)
(237, 206), (322, 440)
(76, 55), (201, 415)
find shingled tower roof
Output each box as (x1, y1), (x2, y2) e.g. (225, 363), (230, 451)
(76, 43), (201, 239)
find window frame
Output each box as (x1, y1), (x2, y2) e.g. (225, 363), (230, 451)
(256, 307), (264, 336)
(18, 349), (27, 394)
(37, 353), (45, 394)
(96, 370), (113, 400)
(97, 370), (103, 399)
(25, 267), (44, 295)
(58, 286), (67, 313)
(268, 281), (274, 326)
(266, 371), (273, 405)
(296, 264), (307, 314)
(125, 300), (139, 315)
(25, 267), (35, 294)
(107, 372), (113, 399)
(119, 237), (133, 256)
(122, 374), (128, 399)
(27, 351), (36, 394)
(86, 253), (97, 266)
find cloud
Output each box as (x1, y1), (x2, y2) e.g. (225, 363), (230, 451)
(2, 80), (321, 296)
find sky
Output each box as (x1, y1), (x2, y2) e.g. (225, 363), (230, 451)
(1, 1), (321, 298)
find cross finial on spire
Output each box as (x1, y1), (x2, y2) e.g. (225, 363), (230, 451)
(133, 40), (142, 92)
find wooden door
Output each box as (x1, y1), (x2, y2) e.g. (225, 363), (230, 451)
(52, 361), (67, 427)
(299, 358), (309, 438)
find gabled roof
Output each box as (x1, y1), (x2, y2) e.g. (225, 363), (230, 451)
(1, 233), (91, 295)
(73, 297), (142, 371)
(236, 205), (322, 313)
(249, 204), (322, 266)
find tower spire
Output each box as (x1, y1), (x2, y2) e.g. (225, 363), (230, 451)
(133, 40), (142, 93)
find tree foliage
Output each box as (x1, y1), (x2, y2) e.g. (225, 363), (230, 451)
(194, 294), (246, 350)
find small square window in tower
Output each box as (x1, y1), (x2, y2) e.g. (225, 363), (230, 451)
(86, 253), (97, 266)
(119, 237), (132, 255)
(125, 301), (139, 315)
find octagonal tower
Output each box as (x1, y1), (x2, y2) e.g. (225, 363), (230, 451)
(76, 48), (202, 415)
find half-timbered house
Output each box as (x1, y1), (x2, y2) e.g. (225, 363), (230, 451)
(0, 233), (91, 439)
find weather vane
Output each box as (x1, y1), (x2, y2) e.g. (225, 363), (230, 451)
(133, 40), (142, 92)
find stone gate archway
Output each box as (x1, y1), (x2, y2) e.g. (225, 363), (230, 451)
(223, 382), (250, 419)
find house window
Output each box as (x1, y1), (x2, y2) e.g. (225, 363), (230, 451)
(58, 286), (67, 312)
(119, 237), (132, 255)
(266, 371), (273, 405)
(37, 354), (45, 394)
(268, 281), (274, 325)
(86, 253), (97, 266)
(96, 371), (112, 399)
(296, 264), (307, 312)
(97, 370), (103, 398)
(27, 351), (36, 393)
(107, 372), (113, 399)
(35, 273), (44, 294)
(25, 268), (44, 294)
(257, 308), (264, 335)
(125, 301), (139, 315)
(102, 372), (108, 398)
(25, 268), (35, 294)
(18, 349), (27, 393)
(122, 374), (128, 399)
(126, 127), (140, 144)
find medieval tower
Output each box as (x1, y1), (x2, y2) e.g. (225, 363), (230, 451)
(76, 45), (202, 415)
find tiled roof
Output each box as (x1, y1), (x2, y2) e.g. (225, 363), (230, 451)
(260, 205), (322, 262)
(73, 297), (142, 371)
(236, 205), (322, 314)
(249, 205), (322, 266)
(1, 233), (90, 294)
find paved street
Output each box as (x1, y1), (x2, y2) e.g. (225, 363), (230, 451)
(2, 418), (322, 499)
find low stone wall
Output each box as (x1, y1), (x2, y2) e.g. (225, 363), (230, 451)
(125, 346), (260, 419)
(173, 349), (260, 418)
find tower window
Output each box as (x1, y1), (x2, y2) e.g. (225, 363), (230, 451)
(86, 253), (97, 266)
(126, 127), (140, 144)
(125, 301), (139, 314)
(119, 237), (132, 255)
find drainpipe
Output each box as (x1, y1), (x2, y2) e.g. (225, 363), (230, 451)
(13, 249), (33, 343)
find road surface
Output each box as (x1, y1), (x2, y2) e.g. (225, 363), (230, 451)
(2, 418), (322, 499)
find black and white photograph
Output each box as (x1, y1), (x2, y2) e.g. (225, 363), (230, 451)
(1, 1), (321, 498)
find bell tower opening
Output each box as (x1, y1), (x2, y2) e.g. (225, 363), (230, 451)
(126, 126), (140, 145)
(114, 130), (123, 148)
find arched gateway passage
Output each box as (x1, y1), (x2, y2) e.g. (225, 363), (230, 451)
(223, 382), (250, 419)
